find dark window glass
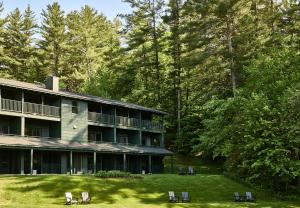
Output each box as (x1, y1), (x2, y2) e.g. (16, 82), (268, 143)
(118, 136), (128, 144)
(72, 101), (78, 114)
(0, 126), (9, 134)
(88, 131), (102, 142)
(25, 127), (43, 137)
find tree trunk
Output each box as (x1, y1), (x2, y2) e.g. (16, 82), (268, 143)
(150, 0), (161, 104)
(227, 16), (237, 96)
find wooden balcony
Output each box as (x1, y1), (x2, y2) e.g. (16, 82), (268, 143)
(141, 120), (164, 132)
(0, 98), (60, 117)
(88, 112), (164, 132)
(1, 98), (22, 112)
(23, 102), (60, 117)
(116, 116), (140, 128)
(88, 112), (114, 125)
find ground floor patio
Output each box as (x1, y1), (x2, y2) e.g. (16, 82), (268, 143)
(0, 148), (164, 174)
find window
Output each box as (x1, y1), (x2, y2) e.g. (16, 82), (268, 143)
(72, 101), (78, 114)
(88, 131), (102, 142)
(0, 126), (9, 134)
(118, 136), (128, 144)
(25, 127), (43, 137)
(153, 138), (160, 147)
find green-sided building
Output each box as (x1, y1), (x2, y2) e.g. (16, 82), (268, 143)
(0, 76), (172, 174)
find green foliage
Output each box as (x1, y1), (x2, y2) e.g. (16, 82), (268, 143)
(39, 2), (67, 80)
(163, 155), (223, 174)
(64, 6), (121, 93)
(196, 48), (300, 193)
(0, 0), (299, 195)
(2, 6), (38, 81)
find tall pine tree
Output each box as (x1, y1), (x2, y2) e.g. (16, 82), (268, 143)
(4, 6), (37, 81)
(39, 2), (67, 80)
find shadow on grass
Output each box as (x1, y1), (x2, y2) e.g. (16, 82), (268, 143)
(2, 174), (300, 208)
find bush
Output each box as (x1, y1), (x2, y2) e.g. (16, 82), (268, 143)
(94, 170), (131, 178)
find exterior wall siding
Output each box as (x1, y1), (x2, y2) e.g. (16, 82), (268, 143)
(61, 98), (88, 142)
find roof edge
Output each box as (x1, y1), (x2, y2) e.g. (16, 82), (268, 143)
(0, 78), (167, 115)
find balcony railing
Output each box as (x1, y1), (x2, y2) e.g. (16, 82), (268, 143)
(1, 98), (22, 112)
(0, 98), (60, 117)
(88, 112), (164, 131)
(116, 116), (140, 128)
(23, 102), (60, 117)
(0, 132), (61, 140)
(88, 112), (114, 125)
(141, 120), (164, 131)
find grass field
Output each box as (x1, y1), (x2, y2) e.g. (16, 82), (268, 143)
(0, 174), (299, 208)
(164, 155), (223, 174)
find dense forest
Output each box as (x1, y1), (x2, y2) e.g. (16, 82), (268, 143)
(0, 0), (299, 193)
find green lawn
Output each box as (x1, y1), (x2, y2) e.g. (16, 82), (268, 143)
(0, 174), (299, 208)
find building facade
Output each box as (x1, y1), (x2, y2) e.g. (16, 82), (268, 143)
(0, 77), (172, 174)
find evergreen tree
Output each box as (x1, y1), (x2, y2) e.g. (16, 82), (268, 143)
(39, 2), (67, 80)
(122, 0), (165, 108)
(65, 6), (121, 93)
(21, 6), (38, 82)
(163, 0), (185, 150)
(64, 6), (99, 91)
(3, 6), (37, 81)
(86, 17), (124, 98)
(0, 2), (9, 76)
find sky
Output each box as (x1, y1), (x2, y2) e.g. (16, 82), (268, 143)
(1, 0), (132, 21)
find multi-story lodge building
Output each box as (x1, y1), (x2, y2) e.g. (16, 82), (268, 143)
(0, 76), (172, 174)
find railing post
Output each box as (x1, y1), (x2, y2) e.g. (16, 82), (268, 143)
(41, 95), (44, 115)
(148, 155), (152, 174)
(139, 111), (142, 145)
(127, 110), (129, 127)
(162, 115), (165, 132)
(93, 152), (97, 174)
(30, 148), (33, 175)
(114, 107), (117, 143)
(20, 151), (24, 175)
(21, 90), (24, 114)
(161, 133), (164, 147)
(100, 105), (103, 123)
(70, 151), (73, 175)
(21, 116), (25, 136)
(123, 153), (127, 172)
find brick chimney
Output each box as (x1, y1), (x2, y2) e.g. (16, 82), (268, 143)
(46, 76), (59, 91)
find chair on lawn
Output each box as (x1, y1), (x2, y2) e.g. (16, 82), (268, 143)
(178, 167), (185, 175)
(168, 191), (179, 203)
(188, 166), (196, 175)
(233, 192), (244, 202)
(81, 192), (91, 204)
(65, 192), (78, 205)
(182, 192), (190, 203)
(245, 192), (256, 202)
